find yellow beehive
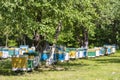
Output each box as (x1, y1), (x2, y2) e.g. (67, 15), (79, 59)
(12, 56), (28, 69)
(0, 52), (3, 57)
(69, 51), (76, 58)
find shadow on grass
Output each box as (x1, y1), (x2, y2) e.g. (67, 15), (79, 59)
(55, 59), (89, 68)
(36, 60), (90, 72)
(92, 58), (120, 64)
(109, 53), (120, 57)
(91, 52), (120, 64)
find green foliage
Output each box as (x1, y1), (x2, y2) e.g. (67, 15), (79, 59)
(8, 40), (17, 47)
(0, 0), (120, 47)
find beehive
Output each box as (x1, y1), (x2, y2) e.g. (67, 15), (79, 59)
(12, 55), (28, 71)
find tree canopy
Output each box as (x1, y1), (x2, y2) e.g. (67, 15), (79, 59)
(0, 0), (120, 48)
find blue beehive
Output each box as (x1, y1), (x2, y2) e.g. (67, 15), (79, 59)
(83, 48), (87, 58)
(41, 51), (49, 61)
(15, 48), (19, 55)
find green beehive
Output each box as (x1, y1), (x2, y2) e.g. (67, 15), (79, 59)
(12, 51), (39, 71)
(27, 59), (34, 70)
(24, 52), (39, 71)
(66, 48), (70, 52)
(87, 49), (96, 57)
(9, 48), (15, 57)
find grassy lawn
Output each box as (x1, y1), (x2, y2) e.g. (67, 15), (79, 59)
(1, 51), (120, 80)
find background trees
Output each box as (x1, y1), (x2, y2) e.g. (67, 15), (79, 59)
(0, 0), (120, 48)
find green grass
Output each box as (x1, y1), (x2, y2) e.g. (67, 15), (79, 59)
(1, 51), (120, 80)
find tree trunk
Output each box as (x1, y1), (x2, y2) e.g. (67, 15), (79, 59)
(113, 20), (118, 45)
(82, 27), (88, 49)
(46, 20), (62, 65)
(5, 34), (8, 47)
(33, 31), (40, 52)
(23, 35), (26, 45)
(76, 35), (82, 47)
